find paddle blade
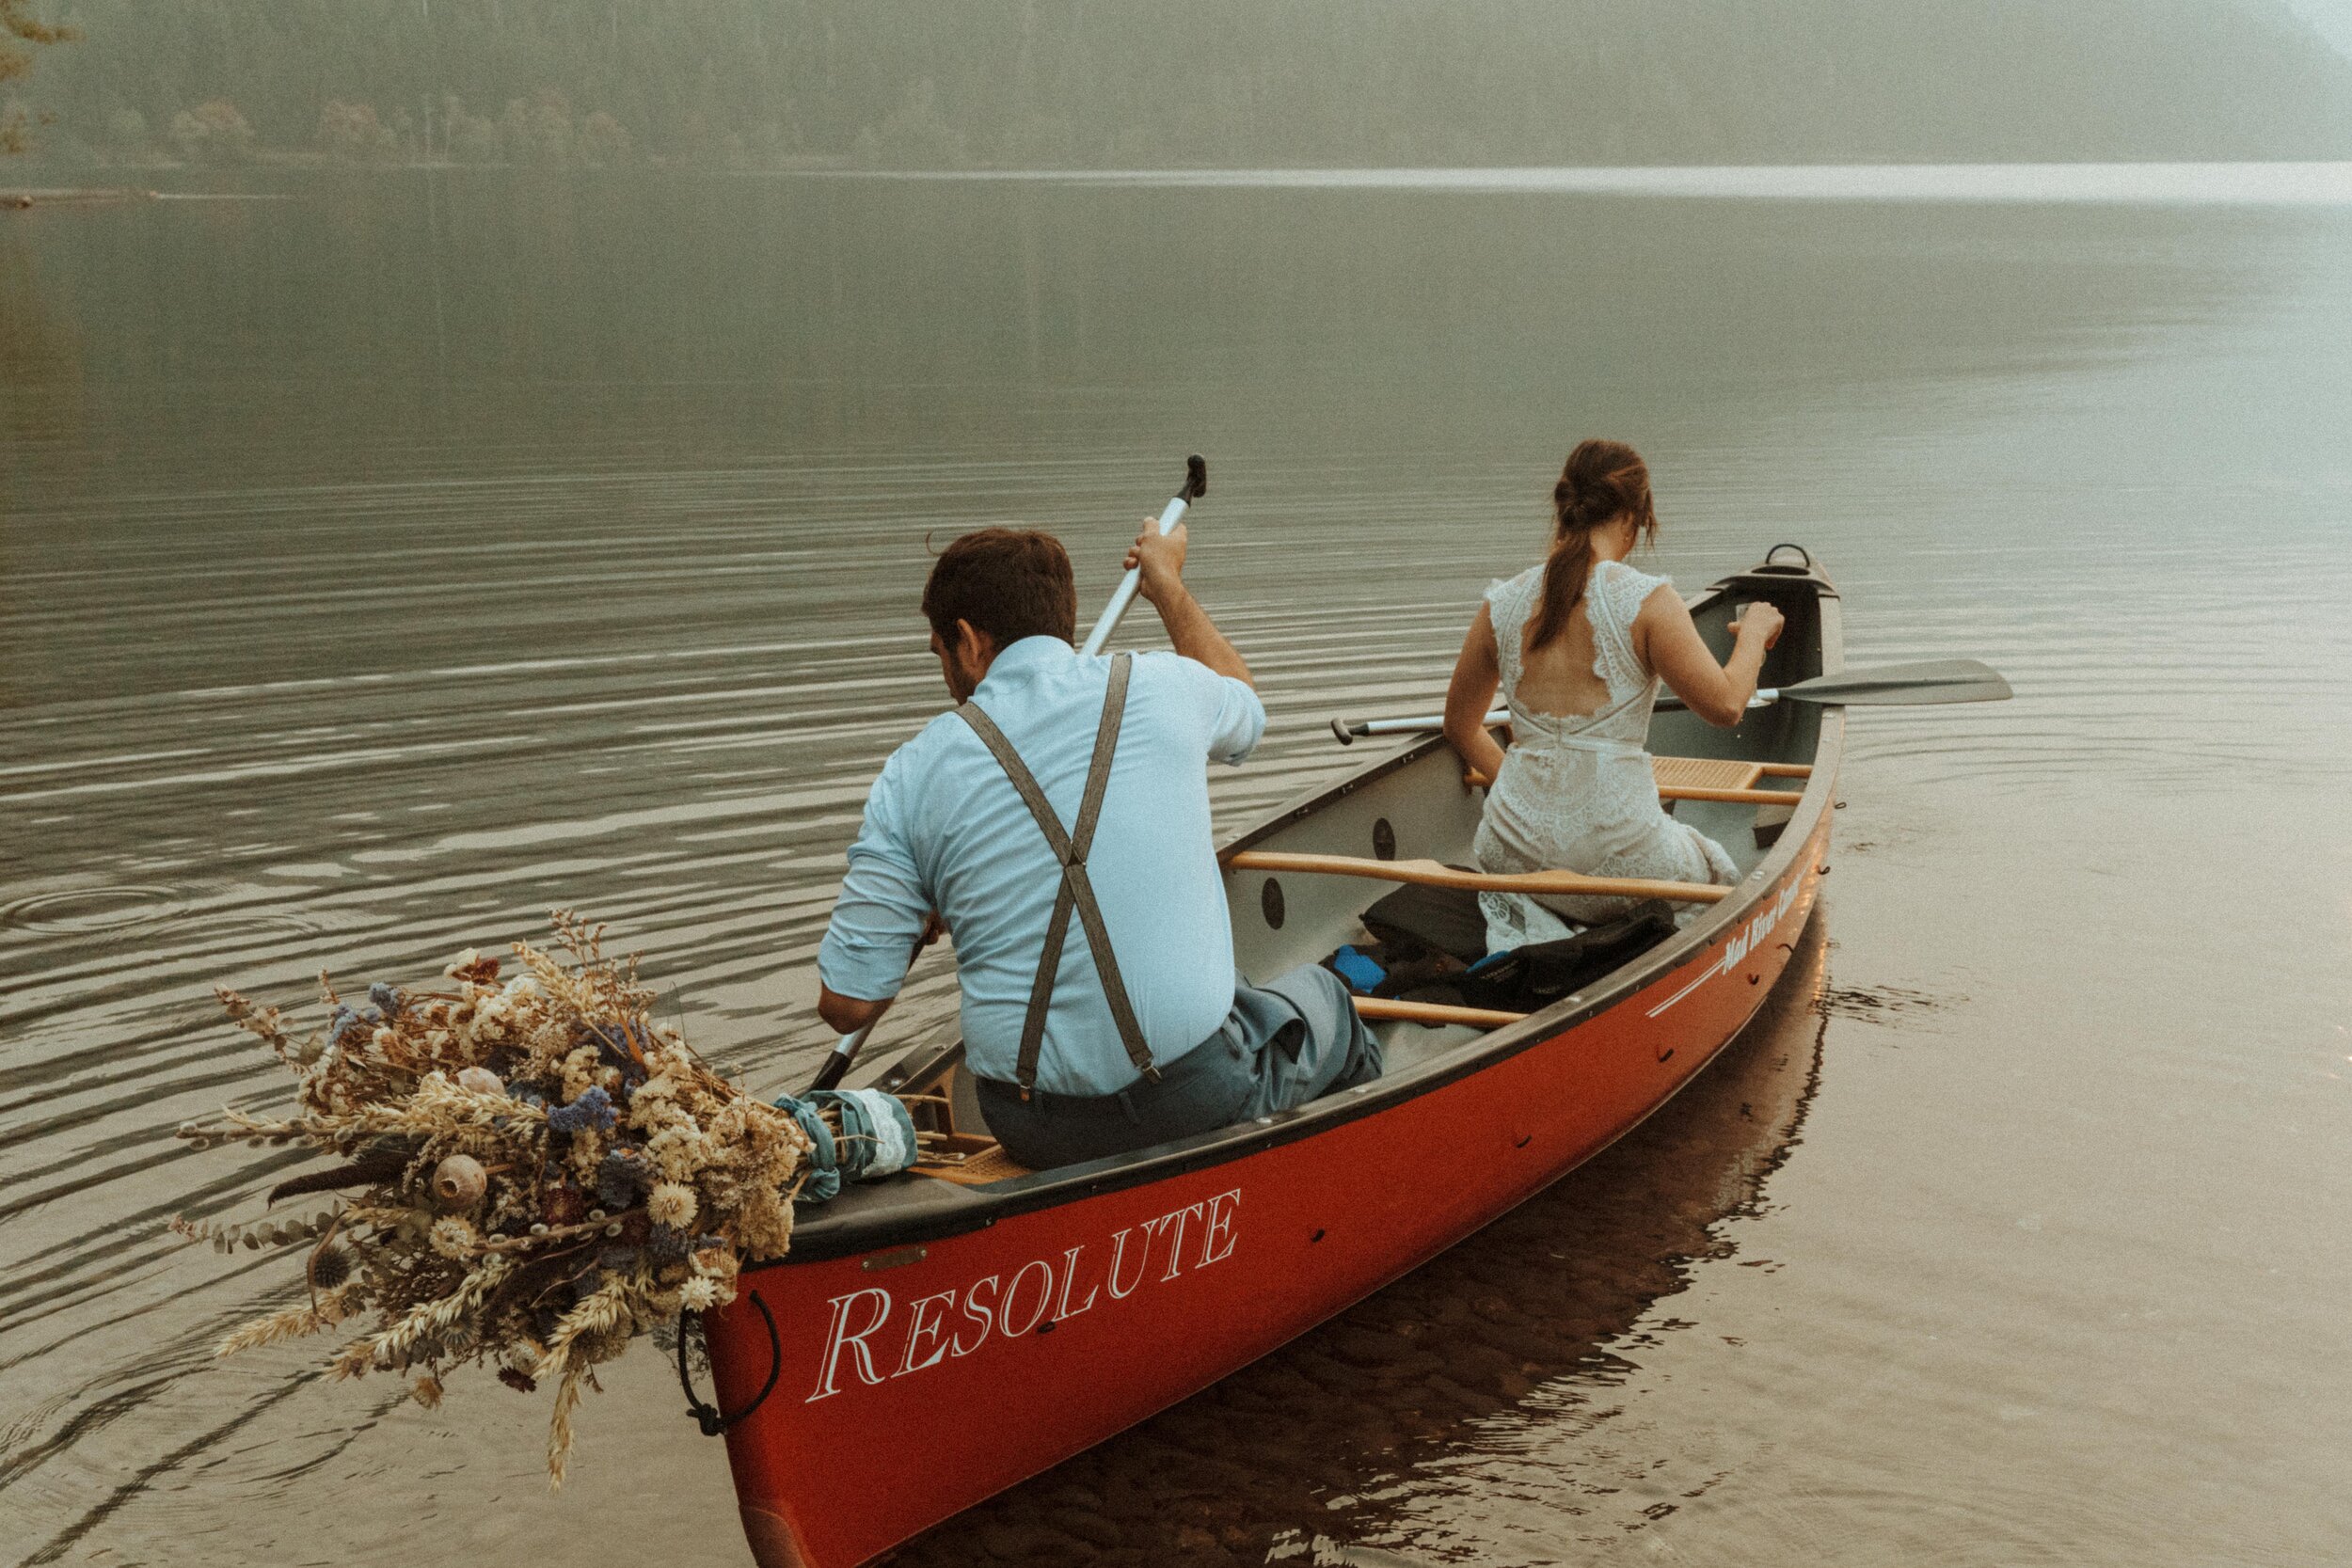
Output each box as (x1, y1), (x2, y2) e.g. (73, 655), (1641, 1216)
(1780, 658), (2012, 705)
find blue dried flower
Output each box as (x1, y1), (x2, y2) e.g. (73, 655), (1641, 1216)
(580, 1022), (634, 1070)
(645, 1223), (690, 1262)
(367, 982), (402, 1015)
(327, 1004), (381, 1048)
(598, 1245), (640, 1273)
(547, 1085), (616, 1135)
(596, 1148), (645, 1210)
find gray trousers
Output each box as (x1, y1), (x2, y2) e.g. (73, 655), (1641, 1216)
(977, 962), (1383, 1171)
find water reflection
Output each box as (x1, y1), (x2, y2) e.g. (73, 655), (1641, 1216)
(884, 916), (1830, 1566)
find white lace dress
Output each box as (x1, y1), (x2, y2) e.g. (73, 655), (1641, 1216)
(1472, 559), (1740, 949)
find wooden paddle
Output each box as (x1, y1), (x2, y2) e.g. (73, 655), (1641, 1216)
(1328, 657), (2012, 743)
(1222, 849), (1730, 904)
(811, 458), (1210, 1093)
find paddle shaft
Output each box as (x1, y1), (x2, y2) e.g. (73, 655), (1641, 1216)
(1331, 657), (2010, 743)
(809, 1024), (875, 1093)
(1079, 455), (1208, 658)
(1337, 695), (1760, 744)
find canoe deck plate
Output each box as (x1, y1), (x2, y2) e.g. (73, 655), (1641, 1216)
(914, 1144), (1037, 1187)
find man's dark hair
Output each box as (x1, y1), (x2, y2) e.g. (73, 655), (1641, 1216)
(921, 528), (1078, 652)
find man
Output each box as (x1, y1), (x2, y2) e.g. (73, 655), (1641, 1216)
(817, 521), (1380, 1169)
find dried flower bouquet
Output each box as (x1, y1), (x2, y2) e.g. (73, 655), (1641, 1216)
(172, 911), (892, 1483)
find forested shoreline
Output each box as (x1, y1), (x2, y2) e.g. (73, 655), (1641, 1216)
(6, 0), (2352, 172)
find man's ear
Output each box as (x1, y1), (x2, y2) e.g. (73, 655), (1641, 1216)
(955, 619), (997, 669)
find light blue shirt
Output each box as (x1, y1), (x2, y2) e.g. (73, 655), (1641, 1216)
(818, 637), (1266, 1097)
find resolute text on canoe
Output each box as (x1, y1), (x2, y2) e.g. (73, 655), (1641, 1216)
(806, 1189), (1243, 1401)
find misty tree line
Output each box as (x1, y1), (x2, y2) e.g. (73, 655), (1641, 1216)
(7, 0), (2351, 168)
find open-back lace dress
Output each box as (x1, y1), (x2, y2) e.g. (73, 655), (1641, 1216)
(1473, 558), (1740, 950)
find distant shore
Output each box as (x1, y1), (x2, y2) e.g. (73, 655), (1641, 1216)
(0, 186), (161, 210)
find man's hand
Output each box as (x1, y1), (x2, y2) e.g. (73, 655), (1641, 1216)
(1126, 517), (1251, 686)
(1125, 519), (1188, 607)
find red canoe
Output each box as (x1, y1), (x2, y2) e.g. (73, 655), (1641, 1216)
(707, 547), (1843, 1568)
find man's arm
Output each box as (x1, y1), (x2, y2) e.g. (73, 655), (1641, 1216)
(817, 985), (889, 1036)
(1125, 520), (1253, 688)
(818, 913), (946, 1035)
(814, 762), (934, 1035)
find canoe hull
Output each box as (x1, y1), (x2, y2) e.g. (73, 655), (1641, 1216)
(711, 809), (1832, 1568)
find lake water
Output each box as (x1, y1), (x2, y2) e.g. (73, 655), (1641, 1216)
(4, 164), (2350, 1567)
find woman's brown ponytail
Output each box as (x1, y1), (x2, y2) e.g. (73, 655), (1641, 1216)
(1527, 438), (1659, 652)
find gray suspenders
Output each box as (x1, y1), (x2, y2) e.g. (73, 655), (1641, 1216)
(952, 652), (1157, 1098)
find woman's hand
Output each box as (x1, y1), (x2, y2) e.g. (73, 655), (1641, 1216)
(1730, 602), (1786, 649)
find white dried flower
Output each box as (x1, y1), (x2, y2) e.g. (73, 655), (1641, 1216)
(677, 1276), (721, 1311)
(428, 1216), (478, 1259)
(560, 1047), (600, 1101)
(647, 1182), (698, 1229)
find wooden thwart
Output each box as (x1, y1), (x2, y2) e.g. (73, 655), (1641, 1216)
(1354, 996), (1530, 1029)
(1664, 784), (1806, 806)
(1224, 850), (1731, 904)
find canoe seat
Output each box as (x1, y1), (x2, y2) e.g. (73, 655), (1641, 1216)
(1653, 755), (1767, 791)
(914, 1143), (1036, 1187)
(1650, 755), (1810, 806)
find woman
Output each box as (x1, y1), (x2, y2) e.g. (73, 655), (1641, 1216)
(1442, 439), (1785, 950)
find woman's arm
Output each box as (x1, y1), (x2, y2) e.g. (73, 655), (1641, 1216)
(1636, 589), (1784, 728)
(1443, 603), (1510, 785)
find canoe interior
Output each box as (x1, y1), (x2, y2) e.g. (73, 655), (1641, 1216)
(1217, 568), (1827, 1075)
(787, 555), (1836, 1255)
